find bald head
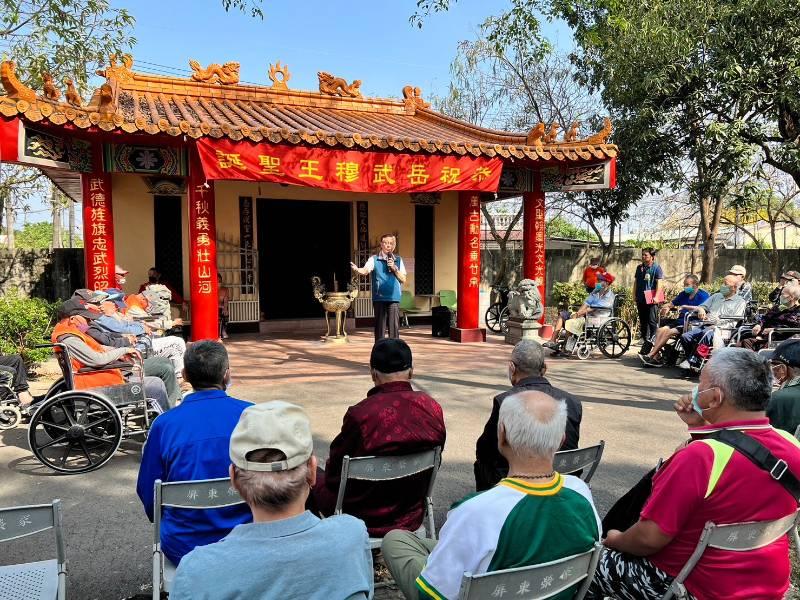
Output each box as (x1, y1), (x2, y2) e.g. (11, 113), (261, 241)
(498, 391), (567, 460)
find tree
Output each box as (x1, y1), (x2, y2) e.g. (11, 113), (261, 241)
(546, 216), (597, 241)
(481, 199), (523, 287)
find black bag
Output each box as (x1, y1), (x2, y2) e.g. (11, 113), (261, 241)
(432, 306), (452, 338)
(601, 466), (657, 536)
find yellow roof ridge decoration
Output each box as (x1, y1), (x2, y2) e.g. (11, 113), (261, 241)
(0, 55), (618, 161)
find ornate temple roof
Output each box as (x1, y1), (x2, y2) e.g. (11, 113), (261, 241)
(0, 56), (617, 162)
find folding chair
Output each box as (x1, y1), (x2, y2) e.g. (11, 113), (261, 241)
(0, 499), (66, 600)
(457, 542), (603, 600)
(152, 477), (245, 600)
(399, 291), (424, 328)
(661, 510), (800, 600)
(438, 290), (457, 311)
(334, 447), (442, 550)
(553, 442), (605, 484)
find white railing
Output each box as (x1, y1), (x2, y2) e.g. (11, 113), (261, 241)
(354, 296), (374, 318)
(228, 300), (260, 323)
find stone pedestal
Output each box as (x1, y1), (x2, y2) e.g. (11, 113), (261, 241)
(505, 317), (541, 345)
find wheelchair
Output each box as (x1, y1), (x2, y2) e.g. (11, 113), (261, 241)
(550, 294), (632, 360)
(25, 343), (163, 474)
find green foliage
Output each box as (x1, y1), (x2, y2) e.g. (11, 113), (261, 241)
(551, 280), (588, 310)
(15, 221), (81, 249)
(0, 293), (57, 366)
(546, 217), (598, 241)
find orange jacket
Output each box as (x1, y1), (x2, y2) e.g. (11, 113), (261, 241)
(51, 320), (125, 389)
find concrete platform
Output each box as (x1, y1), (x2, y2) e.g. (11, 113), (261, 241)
(1, 327), (695, 599)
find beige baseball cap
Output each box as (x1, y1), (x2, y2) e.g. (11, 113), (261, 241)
(229, 401), (313, 472)
(728, 265), (747, 276)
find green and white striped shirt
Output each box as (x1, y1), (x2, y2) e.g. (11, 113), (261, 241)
(416, 473), (600, 600)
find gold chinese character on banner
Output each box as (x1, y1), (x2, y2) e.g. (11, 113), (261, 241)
(196, 233), (211, 247)
(89, 179), (104, 192)
(196, 248), (211, 263)
(335, 162), (360, 183)
(298, 159), (323, 180)
(198, 281), (212, 294)
(90, 207), (106, 222)
(93, 252), (107, 265)
(469, 276), (479, 287)
(258, 155), (284, 175)
(195, 200), (209, 215)
(373, 164), (396, 185)
(90, 192), (105, 206)
(469, 237), (479, 250)
(469, 250), (478, 261)
(216, 150), (247, 170)
(93, 237), (108, 251)
(91, 222), (107, 236)
(407, 164), (430, 185)
(471, 167), (492, 183)
(469, 196), (480, 208)
(469, 224), (480, 235)
(198, 265), (211, 279)
(440, 166), (462, 184)
(195, 217), (210, 231)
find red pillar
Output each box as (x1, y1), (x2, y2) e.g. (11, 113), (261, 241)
(450, 191), (486, 343)
(523, 176), (546, 321)
(188, 153), (219, 341)
(81, 145), (115, 291)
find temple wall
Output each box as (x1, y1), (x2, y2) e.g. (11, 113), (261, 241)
(111, 174), (156, 292)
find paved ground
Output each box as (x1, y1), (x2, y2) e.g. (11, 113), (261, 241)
(0, 327), (696, 599)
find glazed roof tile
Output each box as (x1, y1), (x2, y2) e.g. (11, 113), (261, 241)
(0, 58), (617, 162)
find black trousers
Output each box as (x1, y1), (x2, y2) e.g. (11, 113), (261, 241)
(0, 354), (28, 391)
(373, 301), (400, 341)
(636, 301), (659, 345)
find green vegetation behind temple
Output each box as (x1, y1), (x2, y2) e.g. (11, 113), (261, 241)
(0, 294), (59, 366)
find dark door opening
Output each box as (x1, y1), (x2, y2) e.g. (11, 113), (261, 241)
(153, 195), (184, 298)
(258, 199), (352, 319)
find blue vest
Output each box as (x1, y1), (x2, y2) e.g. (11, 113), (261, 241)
(372, 255), (402, 302)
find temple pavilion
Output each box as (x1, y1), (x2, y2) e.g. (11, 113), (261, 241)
(0, 56), (617, 341)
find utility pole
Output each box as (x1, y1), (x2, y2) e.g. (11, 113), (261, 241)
(4, 195), (14, 251)
(51, 185), (62, 249)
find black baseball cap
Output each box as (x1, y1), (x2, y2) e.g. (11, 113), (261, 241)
(764, 338), (800, 368)
(58, 298), (100, 321)
(370, 338), (413, 373)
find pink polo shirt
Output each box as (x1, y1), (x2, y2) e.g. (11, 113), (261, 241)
(641, 419), (800, 600)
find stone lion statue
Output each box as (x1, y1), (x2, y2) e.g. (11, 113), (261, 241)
(507, 279), (543, 321)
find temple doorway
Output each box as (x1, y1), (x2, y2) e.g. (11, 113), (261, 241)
(257, 199), (352, 320)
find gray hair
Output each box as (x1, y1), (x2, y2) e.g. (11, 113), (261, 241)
(684, 274), (700, 286)
(510, 340), (545, 376)
(704, 347), (772, 411)
(232, 449), (310, 509)
(783, 283), (800, 301)
(499, 391), (567, 459)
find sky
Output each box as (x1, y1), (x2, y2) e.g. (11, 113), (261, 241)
(22, 0), (573, 228)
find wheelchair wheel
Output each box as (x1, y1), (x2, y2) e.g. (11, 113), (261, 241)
(598, 318), (632, 358)
(0, 404), (21, 430)
(28, 391), (122, 474)
(42, 377), (67, 402)
(576, 344), (591, 360)
(499, 306), (510, 333)
(485, 303), (504, 333)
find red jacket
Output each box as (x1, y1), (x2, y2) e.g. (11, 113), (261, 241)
(312, 380), (446, 536)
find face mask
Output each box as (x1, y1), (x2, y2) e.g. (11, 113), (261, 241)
(594, 283), (604, 292)
(719, 285), (731, 296)
(117, 276), (126, 285)
(780, 297), (790, 308)
(691, 385), (716, 417)
(684, 286), (695, 294)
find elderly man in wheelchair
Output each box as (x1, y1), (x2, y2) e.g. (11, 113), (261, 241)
(675, 275), (747, 372)
(543, 272), (631, 359)
(24, 300), (172, 473)
(732, 283), (800, 352)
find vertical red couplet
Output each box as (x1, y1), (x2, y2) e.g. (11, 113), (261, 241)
(81, 148), (115, 291)
(523, 178), (547, 320)
(456, 191), (481, 330)
(188, 152), (219, 341)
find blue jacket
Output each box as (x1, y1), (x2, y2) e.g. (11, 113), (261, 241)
(136, 389), (253, 564)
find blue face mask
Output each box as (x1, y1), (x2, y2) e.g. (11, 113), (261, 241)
(719, 285), (731, 296)
(594, 283), (603, 292)
(691, 385), (716, 416)
(684, 286), (695, 295)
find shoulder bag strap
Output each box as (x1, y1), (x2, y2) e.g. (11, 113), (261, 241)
(710, 428), (800, 502)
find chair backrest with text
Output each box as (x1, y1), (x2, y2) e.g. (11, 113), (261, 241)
(457, 543), (603, 600)
(553, 442), (605, 484)
(152, 477), (245, 600)
(334, 447), (442, 543)
(0, 499), (67, 600)
(660, 510), (800, 600)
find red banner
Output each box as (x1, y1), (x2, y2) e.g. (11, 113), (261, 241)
(456, 192), (481, 331)
(0, 117), (20, 162)
(195, 138), (502, 194)
(523, 188), (547, 321)
(81, 171), (115, 291)
(188, 155), (219, 341)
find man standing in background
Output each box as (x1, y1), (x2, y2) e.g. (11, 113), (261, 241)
(351, 233), (407, 340)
